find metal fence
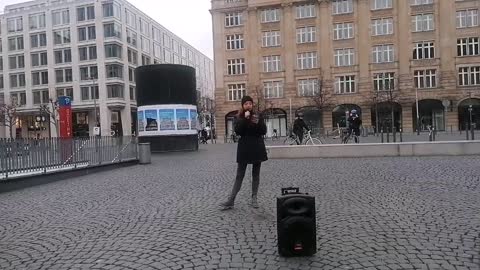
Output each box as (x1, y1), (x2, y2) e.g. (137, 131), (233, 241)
(0, 136), (138, 180)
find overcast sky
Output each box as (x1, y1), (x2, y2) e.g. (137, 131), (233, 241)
(0, 0), (214, 59)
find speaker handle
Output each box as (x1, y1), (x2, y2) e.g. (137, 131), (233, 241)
(281, 187), (300, 195)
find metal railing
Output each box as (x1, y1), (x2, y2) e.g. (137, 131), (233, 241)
(0, 136), (138, 180)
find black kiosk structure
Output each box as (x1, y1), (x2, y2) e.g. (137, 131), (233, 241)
(136, 64), (199, 152)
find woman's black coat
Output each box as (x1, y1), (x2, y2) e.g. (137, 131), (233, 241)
(234, 113), (268, 164)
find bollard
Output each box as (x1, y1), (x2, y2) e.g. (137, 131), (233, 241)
(466, 126), (470, 140)
(432, 127), (436, 141)
(381, 129), (384, 143)
(386, 128), (390, 143)
(399, 129), (403, 142)
(138, 142), (151, 164)
(393, 127), (397, 143)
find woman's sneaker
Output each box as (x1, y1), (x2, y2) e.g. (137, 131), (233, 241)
(219, 201), (234, 210)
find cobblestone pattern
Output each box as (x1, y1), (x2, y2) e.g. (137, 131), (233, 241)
(0, 144), (479, 270)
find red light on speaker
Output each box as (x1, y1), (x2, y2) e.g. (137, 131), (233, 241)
(294, 244), (303, 251)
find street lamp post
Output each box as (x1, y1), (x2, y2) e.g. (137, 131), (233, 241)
(415, 87), (420, 135)
(373, 96), (379, 136)
(469, 105), (473, 140)
(89, 77), (100, 136)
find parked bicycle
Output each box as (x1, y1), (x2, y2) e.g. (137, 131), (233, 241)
(284, 130), (323, 145)
(342, 129), (360, 144)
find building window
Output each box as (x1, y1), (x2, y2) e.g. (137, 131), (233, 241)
(128, 49), (138, 65)
(81, 85), (99, 100)
(79, 46), (97, 61)
(31, 52), (48, 67)
(52, 9), (70, 26)
(80, 66), (98, 80)
(413, 42), (435, 60)
(335, 75), (356, 94)
(226, 34), (244, 50)
(7, 17), (23, 33)
(103, 2), (121, 19)
(129, 67), (136, 82)
(106, 64), (123, 79)
(139, 18), (149, 36)
(262, 55), (282, 72)
(296, 4), (316, 19)
(33, 89), (50, 104)
(29, 13), (46, 30)
(263, 81), (283, 99)
(332, 0), (353, 15)
(297, 52), (318, 70)
(30, 33), (47, 48)
(334, 48), (355, 66)
(456, 10), (479, 28)
(54, 48), (72, 64)
(410, 0), (433, 5)
(8, 36), (24, 51)
(10, 92), (27, 106)
(32, 71), (49, 86)
(8, 55), (25, 70)
(457, 38), (479, 57)
(53, 29), (71, 45)
(105, 44), (122, 59)
(333, 22), (354, 40)
(458, 66), (480, 86)
(227, 83), (246, 101)
(127, 29), (137, 47)
(56, 87), (74, 100)
(78, 25), (96, 41)
(414, 69), (437, 88)
(0, 75), (4, 90)
(225, 12), (243, 27)
(107, 84), (124, 98)
(371, 0), (392, 10)
(227, 59), (246, 75)
(261, 8), (281, 23)
(129, 86), (136, 100)
(372, 44), (394, 63)
(10, 73), (26, 88)
(412, 14), (434, 32)
(126, 10), (136, 29)
(77, 6), (95, 22)
(373, 72), (395, 91)
(141, 37), (149, 53)
(54, 68), (73, 83)
(371, 18), (393, 36)
(262, 31), (281, 47)
(298, 78), (319, 97)
(142, 55), (151, 65)
(104, 23), (122, 39)
(296, 26), (316, 44)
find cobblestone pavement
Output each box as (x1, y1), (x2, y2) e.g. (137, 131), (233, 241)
(0, 144), (479, 270)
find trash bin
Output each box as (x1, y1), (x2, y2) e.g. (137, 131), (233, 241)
(138, 142), (151, 164)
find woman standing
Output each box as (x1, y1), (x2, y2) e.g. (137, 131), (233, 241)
(220, 96), (268, 210)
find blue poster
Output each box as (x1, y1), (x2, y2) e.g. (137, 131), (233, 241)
(176, 109), (189, 130)
(190, 109), (197, 130)
(145, 110), (159, 131)
(137, 111), (145, 132)
(159, 109), (175, 131)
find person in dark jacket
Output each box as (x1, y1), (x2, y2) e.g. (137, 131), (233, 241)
(220, 95), (268, 210)
(347, 109), (362, 143)
(293, 113), (310, 145)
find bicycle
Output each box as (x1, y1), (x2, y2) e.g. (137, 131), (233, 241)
(303, 130), (323, 145)
(283, 133), (298, 145)
(342, 129), (360, 144)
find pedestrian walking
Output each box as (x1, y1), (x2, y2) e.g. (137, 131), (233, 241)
(220, 95), (268, 210)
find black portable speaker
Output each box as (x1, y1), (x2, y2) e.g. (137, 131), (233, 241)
(276, 187), (317, 257)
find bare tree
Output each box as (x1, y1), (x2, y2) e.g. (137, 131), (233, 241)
(39, 99), (60, 138)
(308, 77), (334, 113)
(372, 74), (400, 135)
(0, 102), (18, 138)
